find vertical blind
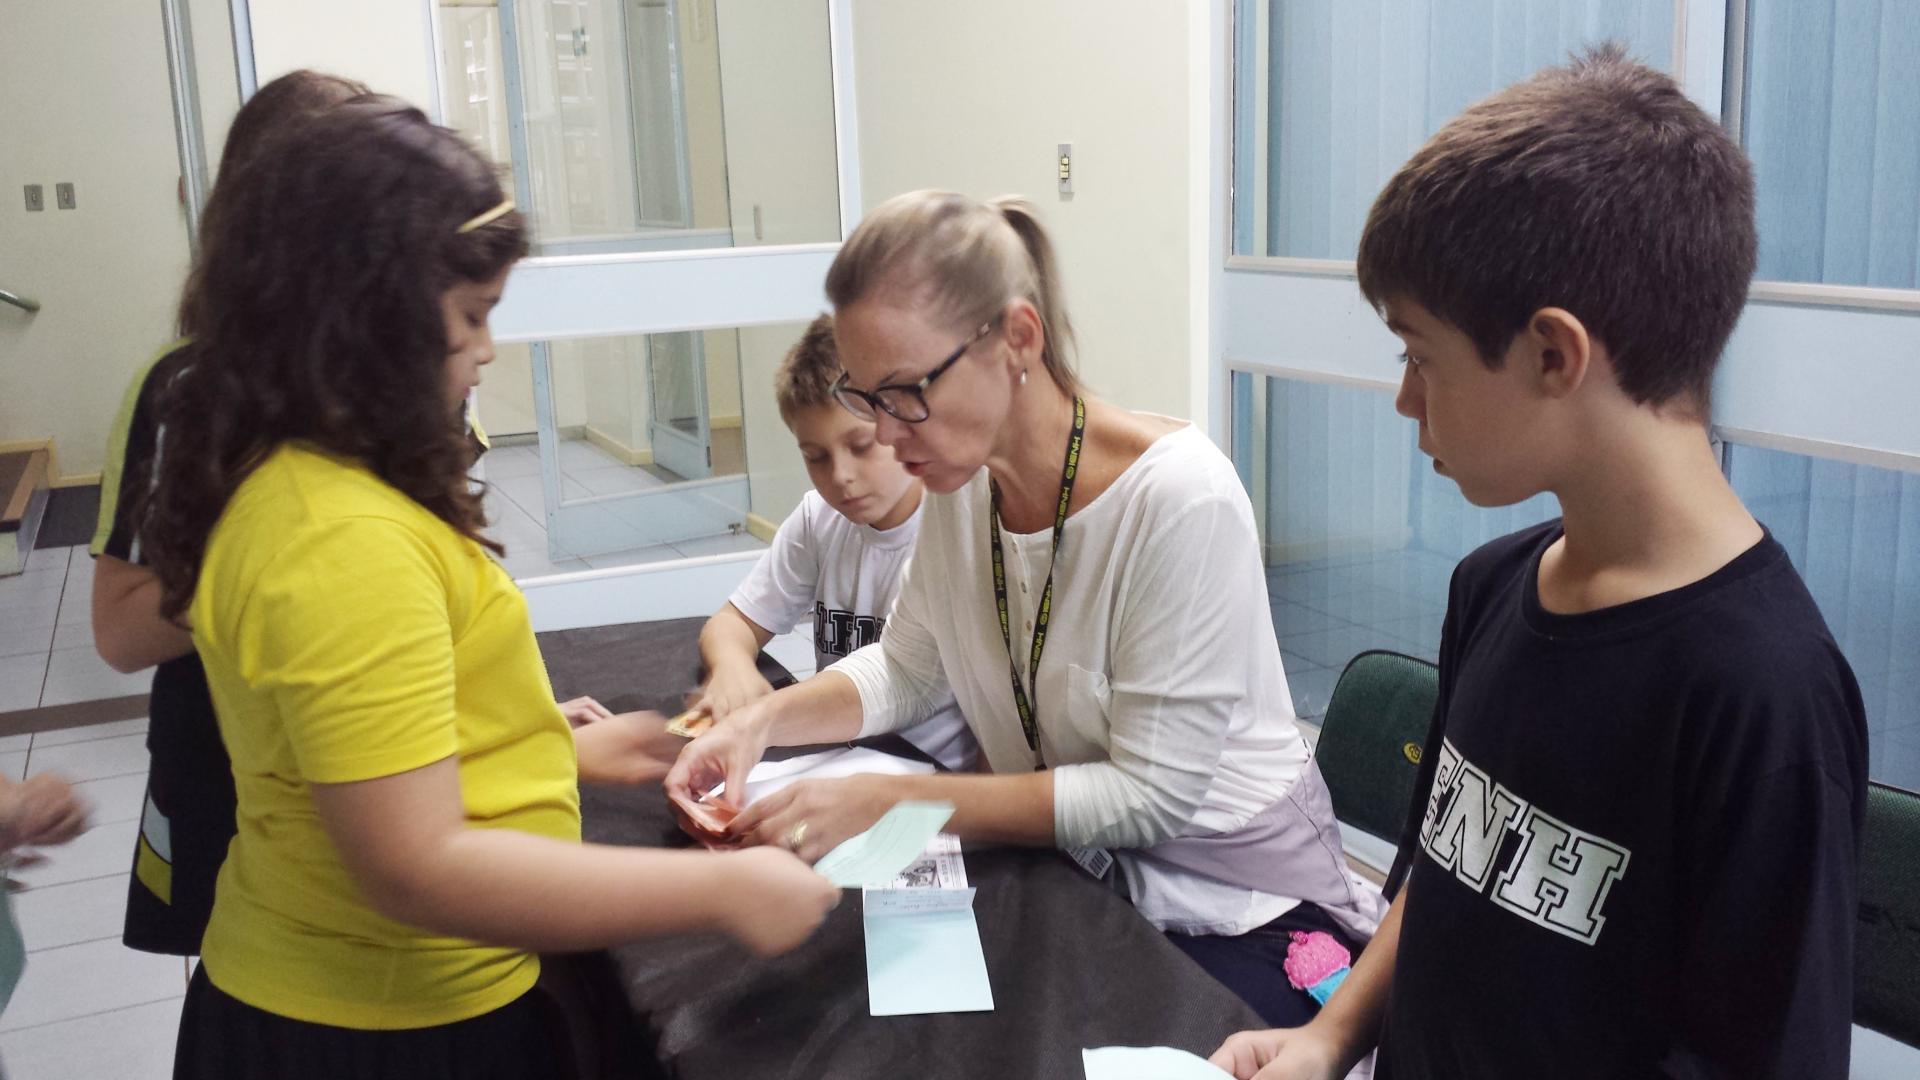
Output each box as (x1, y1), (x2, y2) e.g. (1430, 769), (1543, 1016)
(1244, 0), (1674, 259)
(1743, 0), (1920, 288)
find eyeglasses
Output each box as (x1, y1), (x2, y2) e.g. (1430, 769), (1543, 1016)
(831, 315), (1002, 424)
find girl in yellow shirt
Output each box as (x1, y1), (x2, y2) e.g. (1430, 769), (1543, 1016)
(142, 97), (836, 1080)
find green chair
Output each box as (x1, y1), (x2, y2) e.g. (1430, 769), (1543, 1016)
(1314, 650), (1440, 849)
(1857, 781), (1920, 1048)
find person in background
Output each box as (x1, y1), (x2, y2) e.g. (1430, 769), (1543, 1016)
(1, 772), (92, 1029)
(93, 68), (371, 959)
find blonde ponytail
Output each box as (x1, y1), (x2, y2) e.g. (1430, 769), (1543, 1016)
(826, 190), (1082, 395)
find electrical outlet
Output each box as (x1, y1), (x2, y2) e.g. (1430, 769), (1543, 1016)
(24, 184), (44, 211)
(55, 182), (75, 210)
(1057, 143), (1073, 199)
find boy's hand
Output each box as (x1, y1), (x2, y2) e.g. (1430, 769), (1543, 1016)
(694, 664), (775, 725)
(665, 697), (775, 810)
(1210, 1027), (1342, 1080)
(558, 696), (616, 728)
(0, 774), (93, 853)
(573, 711), (683, 786)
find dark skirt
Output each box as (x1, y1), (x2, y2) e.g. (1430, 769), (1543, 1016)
(173, 966), (574, 1080)
(1167, 900), (1369, 1029)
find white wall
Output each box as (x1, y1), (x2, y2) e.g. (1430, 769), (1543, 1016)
(0, 0), (194, 482)
(248, 0), (436, 110)
(738, 323), (814, 521)
(714, 0), (841, 247)
(679, 0), (731, 233)
(850, 0), (1197, 422)
(710, 0), (838, 520)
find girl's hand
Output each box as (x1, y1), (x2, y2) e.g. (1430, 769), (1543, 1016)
(558, 696), (616, 728)
(726, 775), (896, 864)
(0, 774), (93, 853)
(1209, 1027), (1342, 1080)
(693, 664), (775, 725)
(665, 697), (775, 809)
(711, 846), (840, 955)
(573, 711), (683, 786)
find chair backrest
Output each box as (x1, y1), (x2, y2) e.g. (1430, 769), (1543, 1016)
(1314, 650), (1440, 845)
(1858, 781), (1920, 1047)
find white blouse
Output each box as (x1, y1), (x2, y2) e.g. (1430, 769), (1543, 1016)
(835, 421), (1382, 936)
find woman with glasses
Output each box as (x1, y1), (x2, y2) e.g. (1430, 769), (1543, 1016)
(667, 190), (1385, 1027)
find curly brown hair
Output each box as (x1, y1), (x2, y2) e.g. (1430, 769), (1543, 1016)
(144, 99), (526, 618)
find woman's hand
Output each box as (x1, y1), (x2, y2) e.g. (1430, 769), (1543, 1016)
(693, 663), (774, 725)
(0, 773), (93, 853)
(665, 696), (776, 808)
(1209, 1027), (1342, 1080)
(711, 846), (841, 955)
(726, 775), (897, 864)
(558, 695), (616, 728)
(573, 710), (684, 786)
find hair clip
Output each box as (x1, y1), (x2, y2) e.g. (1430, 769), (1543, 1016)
(456, 199), (515, 234)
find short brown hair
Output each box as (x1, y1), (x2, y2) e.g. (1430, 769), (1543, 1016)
(1356, 44), (1755, 413)
(775, 314), (842, 424)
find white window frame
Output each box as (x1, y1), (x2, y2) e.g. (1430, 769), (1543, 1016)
(1219, 0), (1920, 476)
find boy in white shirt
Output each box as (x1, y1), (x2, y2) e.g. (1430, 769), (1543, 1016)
(695, 315), (977, 771)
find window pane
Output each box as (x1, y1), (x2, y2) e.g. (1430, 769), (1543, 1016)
(438, 0), (841, 256)
(476, 320), (813, 576)
(1230, 374), (1560, 718)
(1728, 444), (1920, 789)
(1743, 0), (1920, 288)
(1232, 0), (1675, 258)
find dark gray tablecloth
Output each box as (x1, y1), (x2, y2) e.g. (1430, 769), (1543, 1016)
(539, 619), (1262, 1079)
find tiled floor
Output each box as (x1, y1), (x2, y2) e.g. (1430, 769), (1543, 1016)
(0, 716), (187, 1080)
(479, 440), (766, 580)
(0, 546), (149, 714)
(1267, 547), (1453, 721)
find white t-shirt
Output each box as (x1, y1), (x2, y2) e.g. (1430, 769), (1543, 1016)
(835, 422), (1382, 936)
(729, 491), (977, 772)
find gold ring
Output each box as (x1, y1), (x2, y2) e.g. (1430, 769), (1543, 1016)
(785, 821), (810, 851)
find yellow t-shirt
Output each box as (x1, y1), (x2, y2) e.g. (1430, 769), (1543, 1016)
(191, 444), (580, 1029)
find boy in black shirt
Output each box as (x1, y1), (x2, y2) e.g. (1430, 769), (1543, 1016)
(1211, 45), (1866, 1080)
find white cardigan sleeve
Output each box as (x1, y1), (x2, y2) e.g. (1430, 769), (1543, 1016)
(834, 545), (951, 737)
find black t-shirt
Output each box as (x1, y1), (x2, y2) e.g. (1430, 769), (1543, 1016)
(1379, 522), (1866, 1080)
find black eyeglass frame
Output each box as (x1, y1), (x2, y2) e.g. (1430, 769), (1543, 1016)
(830, 314), (1004, 424)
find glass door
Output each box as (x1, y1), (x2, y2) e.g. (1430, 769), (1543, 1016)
(432, 0), (852, 563)
(646, 331), (712, 480)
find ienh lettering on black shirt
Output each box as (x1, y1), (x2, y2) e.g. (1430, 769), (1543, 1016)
(1380, 522), (1865, 1080)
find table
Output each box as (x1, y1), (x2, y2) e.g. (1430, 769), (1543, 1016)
(539, 619), (1263, 1079)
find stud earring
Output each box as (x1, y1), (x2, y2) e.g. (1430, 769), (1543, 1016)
(1019, 369), (1028, 386)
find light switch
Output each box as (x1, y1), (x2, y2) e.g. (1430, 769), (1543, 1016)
(1057, 143), (1073, 199)
(55, 182), (76, 210)
(23, 185), (43, 212)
